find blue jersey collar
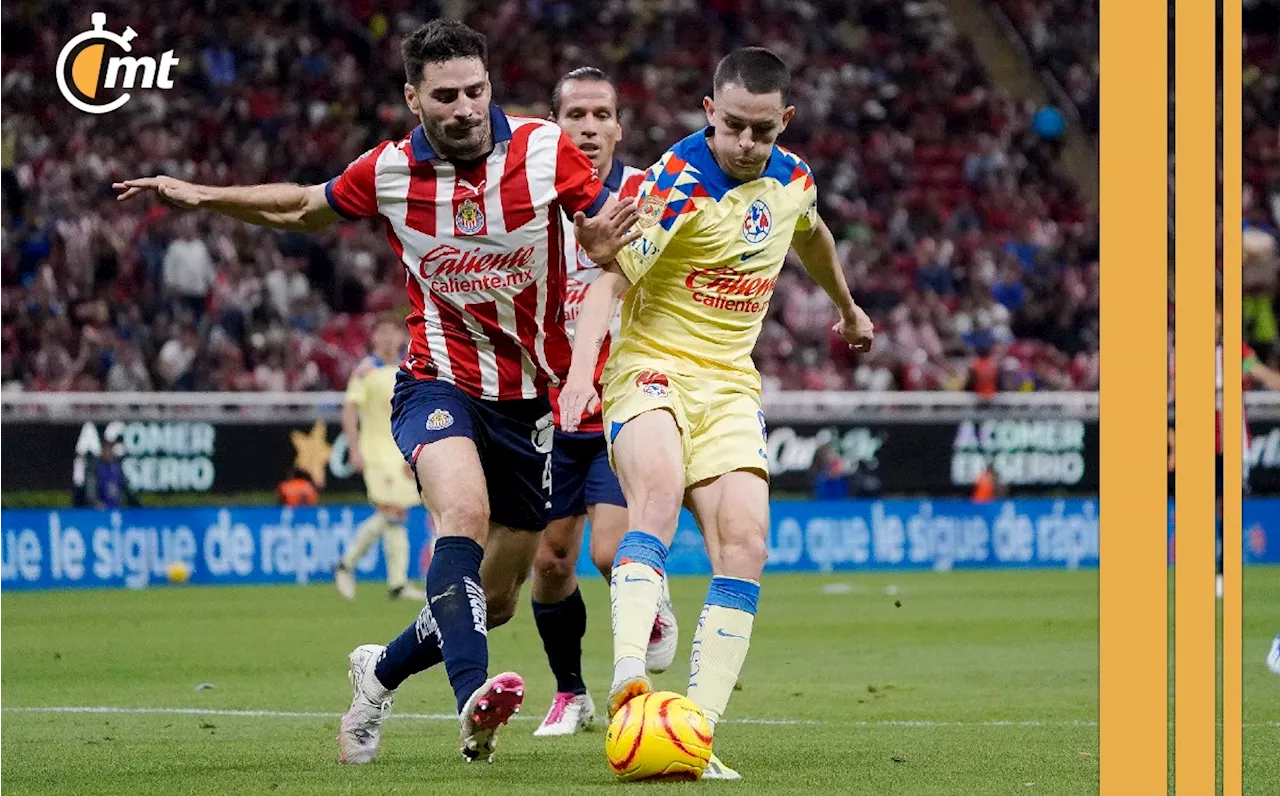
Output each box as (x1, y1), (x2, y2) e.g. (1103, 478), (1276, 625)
(410, 104), (513, 163)
(602, 157), (627, 193)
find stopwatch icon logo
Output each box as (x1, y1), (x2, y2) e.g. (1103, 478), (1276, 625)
(56, 12), (180, 115)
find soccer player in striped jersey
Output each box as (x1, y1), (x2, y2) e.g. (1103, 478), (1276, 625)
(559, 48), (874, 779)
(334, 314), (425, 603)
(115, 19), (639, 765)
(529, 67), (678, 739)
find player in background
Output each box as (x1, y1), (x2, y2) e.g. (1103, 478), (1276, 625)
(115, 19), (639, 765)
(559, 48), (874, 779)
(529, 68), (678, 738)
(334, 314), (425, 603)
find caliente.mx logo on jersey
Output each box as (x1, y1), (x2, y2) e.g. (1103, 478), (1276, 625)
(743, 199), (772, 244)
(456, 198), (485, 235)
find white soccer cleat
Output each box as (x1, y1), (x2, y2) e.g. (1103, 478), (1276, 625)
(334, 564), (357, 601)
(532, 691), (596, 737)
(459, 672), (525, 762)
(606, 673), (652, 719)
(647, 579), (678, 674)
(702, 752), (742, 780)
(1267, 634), (1280, 675)
(337, 644), (395, 764)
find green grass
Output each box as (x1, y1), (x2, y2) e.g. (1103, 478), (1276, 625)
(1244, 566), (1280, 791)
(1, 567), (1270, 794)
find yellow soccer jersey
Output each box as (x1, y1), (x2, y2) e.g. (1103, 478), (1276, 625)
(610, 128), (818, 385)
(345, 356), (404, 465)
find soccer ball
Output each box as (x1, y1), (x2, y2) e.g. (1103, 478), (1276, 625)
(605, 691), (713, 782)
(165, 561), (191, 584)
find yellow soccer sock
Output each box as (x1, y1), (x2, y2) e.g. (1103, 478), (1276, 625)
(610, 531), (669, 681)
(687, 576), (759, 730)
(381, 521), (410, 590)
(342, 513), (386, 570)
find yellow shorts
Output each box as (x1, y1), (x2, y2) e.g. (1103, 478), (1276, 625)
(363, 455), (420, 509)
(602, 363), (769, 488)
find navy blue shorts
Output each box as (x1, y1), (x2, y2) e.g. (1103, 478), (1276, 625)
(391, 372), (554, 532)
(549, 429), (627, 521)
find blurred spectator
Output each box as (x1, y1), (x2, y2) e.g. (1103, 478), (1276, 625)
(94, 443), (131, 510)
(278, 468), (320, 507)
(812, 442), (851, 500)
(156, 325), (201, 390)
(106, 341), (153, 392)
(972, 463), (1007, 502)
(163, 218), (216, 318)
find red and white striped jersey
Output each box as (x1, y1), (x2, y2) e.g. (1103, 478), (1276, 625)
(550, 159), (645, 433)
(325, 105), (609, 401)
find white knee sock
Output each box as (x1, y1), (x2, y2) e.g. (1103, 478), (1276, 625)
(687, 576), (759, 731)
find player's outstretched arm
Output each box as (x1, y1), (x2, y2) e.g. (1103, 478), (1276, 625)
(559, 265), (631, 433)
(791, 217), (874, 353)
(114, 177), (340, 232)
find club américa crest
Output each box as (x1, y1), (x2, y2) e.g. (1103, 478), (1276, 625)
(635, 370), (669, 398)
(742, 199), (772, 244)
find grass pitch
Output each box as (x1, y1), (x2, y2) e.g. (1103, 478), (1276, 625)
(0, 569), (1272, 794)
(1243, 566), (1280, 792)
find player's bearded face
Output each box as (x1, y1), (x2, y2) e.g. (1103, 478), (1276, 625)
(704, 85), (796, 180)
(408, 58), (493, 160)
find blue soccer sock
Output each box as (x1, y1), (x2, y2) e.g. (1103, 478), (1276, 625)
(374, 604), (444, 690)
(532, 587), (588, 695)
(424, 535), (489, 713)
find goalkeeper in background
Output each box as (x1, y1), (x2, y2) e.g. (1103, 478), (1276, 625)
(334, 314), (425, 602)
(559, 47), (874, 779)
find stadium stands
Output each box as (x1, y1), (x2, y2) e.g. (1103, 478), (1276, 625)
(2, 0), (1098, 393)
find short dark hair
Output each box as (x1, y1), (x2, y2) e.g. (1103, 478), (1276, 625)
(713, 47), (790, 102)
(551, 66), (613, 117)
(401, 19), (488, 85)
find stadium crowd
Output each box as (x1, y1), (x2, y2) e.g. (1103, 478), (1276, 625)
(3, 0), (1099, 394)
(1244, 0), (1280, 368)
(992, 0), (1098, 140)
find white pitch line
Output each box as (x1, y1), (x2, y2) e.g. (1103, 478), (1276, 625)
(0, 711), (1100, 732)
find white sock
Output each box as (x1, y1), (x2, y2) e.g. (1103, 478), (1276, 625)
(342, 513), (386, 569)
(687, 576), (759, 730)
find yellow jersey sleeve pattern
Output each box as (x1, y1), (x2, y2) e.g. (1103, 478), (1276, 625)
(616, 150), (708, 284)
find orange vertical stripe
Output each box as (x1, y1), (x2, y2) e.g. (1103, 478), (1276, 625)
(1099, 0), (1168, 793)
(1221, 0), (1243, 793)
(1174, 0), (1217, 793)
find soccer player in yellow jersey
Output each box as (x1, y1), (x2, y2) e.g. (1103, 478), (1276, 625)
(334, 314), (426, 602)
(559, 47), (874, 780)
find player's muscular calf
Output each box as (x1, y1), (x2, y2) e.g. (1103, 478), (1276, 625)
(613, 410), (686, 546)
(480, 525), (541, 628)
(531, 516), (586, 604)
(688, 470), (770, 580)
(587, 502), (631, 578)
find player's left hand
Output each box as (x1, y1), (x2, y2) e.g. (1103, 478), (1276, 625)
(834, 304), (875, 353)
(557, 375), (600, 434)
(574, 198), (641, 265)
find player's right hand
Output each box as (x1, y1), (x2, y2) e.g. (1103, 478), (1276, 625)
(835, 303), (875, 353)
(557, 376), (600, 434)
(113, 176), (205, 209)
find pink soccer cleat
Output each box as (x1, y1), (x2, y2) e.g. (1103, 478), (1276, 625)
(458, 672), (525, 762)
